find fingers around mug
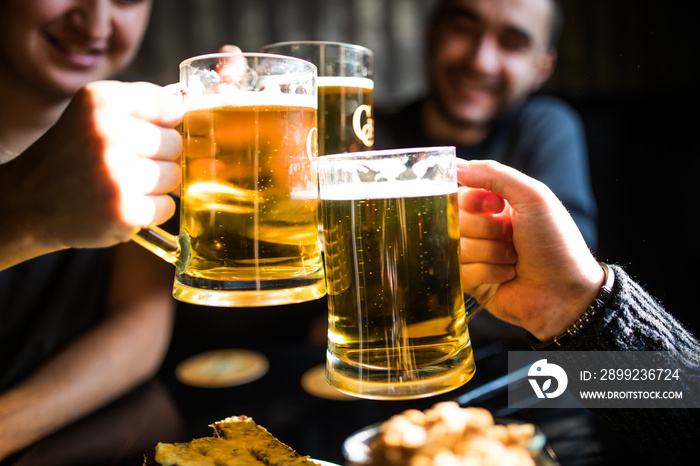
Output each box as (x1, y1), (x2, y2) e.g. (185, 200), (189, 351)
(119, 192), (156, 228)
(149, 194), (177, 226)
(120, 81), (184, 127)
(153, 126), (182, 161)
(216, 54), (253, 87)
(149, 159), (181, 194)
(460, 262), (515, 290)
(458, 187), (505, 214)
(119, 192), (176, 228)
(158, 83), (186, 126)
(459, 209), (513, 241)
(126, 118), (182, 160)
(460, 237), (517, 265)
(456, 159), (552, 213)
(128, 157), (181, 195)
(218, 44), (243, 53)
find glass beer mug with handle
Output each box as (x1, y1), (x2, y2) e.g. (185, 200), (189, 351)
(318, 147), (496, 400)
(133, 52), (326, 307)
(259, 41), (374, 155)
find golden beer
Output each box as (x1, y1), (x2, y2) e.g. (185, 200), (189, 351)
(321, 181), (474, 399)
(175, 96), (325, 305)
(318, 77), (374, 155)
(132, 52), (323, 307)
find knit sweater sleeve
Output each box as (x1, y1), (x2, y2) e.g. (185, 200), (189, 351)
(562, 265), (698, 354)
(557, 264), (700, 463)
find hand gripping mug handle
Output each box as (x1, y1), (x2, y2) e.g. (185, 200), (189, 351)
(131, 83), (186, 266)
(456, 183), (500, 323)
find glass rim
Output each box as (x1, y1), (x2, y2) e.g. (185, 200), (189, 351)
(318, 146), (456, 163)
(179, 51), (318, 73)
(260, 40), (374, 57)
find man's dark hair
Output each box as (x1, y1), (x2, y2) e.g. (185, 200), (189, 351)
(429, 0), (564, 50)
(548, 0), (564, 49)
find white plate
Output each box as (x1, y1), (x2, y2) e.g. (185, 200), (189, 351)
(309, 458), (341, 466)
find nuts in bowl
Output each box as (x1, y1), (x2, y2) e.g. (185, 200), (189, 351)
(343, 402), (545, 466)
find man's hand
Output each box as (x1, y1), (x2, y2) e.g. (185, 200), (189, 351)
(457, 159), (604, 341)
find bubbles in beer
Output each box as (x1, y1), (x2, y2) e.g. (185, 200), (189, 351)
(316, 77), (374, 155)
(178, 102), (323, 293)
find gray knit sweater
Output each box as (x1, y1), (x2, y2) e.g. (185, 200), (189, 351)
(559, 265), (699, 463)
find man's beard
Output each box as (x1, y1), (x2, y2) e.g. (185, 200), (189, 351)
(427, 87), (497, 132)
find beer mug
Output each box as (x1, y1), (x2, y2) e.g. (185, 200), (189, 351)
(259, 41), (374, 155)
(318, 147), (491, 400)
(133, 53), (326, 307)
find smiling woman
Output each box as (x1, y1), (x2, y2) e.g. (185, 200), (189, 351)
(0, 0), (152, 102)
(0, 0), (185, 460)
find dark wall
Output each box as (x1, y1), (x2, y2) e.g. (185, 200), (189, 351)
(578, 94), (697, 334)
(551, 1), (699, 334)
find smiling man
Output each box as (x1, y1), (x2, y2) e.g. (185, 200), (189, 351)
(376, 0), (597, 249)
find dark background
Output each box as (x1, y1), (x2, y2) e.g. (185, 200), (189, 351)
(2, 3), (696, 464)
(125, 0), (699, 335)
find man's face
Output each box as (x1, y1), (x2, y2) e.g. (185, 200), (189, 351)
(0, 0), (152, 99)
(427, 0), (556, 129)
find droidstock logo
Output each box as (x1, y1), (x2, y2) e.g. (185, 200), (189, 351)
(528, 359), (568, 399)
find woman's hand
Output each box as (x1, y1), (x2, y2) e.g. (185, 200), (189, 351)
(6, 81), (183, 255)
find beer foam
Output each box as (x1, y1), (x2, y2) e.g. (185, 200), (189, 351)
(186, 88), (316, 111)
(317, 76), (374, 90)
(290, 188), (319, 200)
(320, 180), (456, 200)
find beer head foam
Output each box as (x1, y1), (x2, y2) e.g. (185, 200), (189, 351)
(319, 154), (456, 200)
(320, 180), (456, 200)
(317, 76), (374, 90)
(186, 85), (316, 111)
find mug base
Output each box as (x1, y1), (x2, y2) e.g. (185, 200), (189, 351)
(172, 278), (327, 307)
(325, 344), (475, 400)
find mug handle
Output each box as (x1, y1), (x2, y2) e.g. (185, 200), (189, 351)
(133, 226), (180, 265)
(464, 283), (499, 322)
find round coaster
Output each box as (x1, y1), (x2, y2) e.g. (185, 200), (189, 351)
(176, 349), (269, 388)
(301, 364), (357, 400)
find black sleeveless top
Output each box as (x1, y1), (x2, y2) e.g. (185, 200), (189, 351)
(0, 247), (113, 390)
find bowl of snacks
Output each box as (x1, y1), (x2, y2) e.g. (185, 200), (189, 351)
(343, 402), (552, 466)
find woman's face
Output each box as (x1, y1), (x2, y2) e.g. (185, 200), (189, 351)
(0, 0), (152, 99)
